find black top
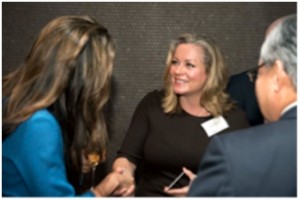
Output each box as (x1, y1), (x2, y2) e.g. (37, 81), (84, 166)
(117, 90), (249, 196)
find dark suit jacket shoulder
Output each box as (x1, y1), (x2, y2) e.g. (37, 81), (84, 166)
(188, 107), (297, 197)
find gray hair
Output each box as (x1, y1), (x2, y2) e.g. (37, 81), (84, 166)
(260, 14), (297, 90)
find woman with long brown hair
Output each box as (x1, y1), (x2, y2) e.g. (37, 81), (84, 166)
(2, 15), (132, 197)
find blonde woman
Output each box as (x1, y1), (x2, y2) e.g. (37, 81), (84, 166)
(2, 16), (132, 197)
(113, 33), (249, 196)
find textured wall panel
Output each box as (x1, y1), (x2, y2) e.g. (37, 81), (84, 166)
(2, 2), (296, 174)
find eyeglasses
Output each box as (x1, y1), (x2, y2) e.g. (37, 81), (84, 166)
(247, 63), (265, 83)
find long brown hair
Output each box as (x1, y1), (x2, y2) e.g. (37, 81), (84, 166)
(3, 16), (115, 170)
(162, 33), (233, 116)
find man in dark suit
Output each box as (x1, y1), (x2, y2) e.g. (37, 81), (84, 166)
(227, 69), (264, 126)
(188, 14), (297, 197)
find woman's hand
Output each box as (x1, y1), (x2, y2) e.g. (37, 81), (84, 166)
(163, 167), (196, 197)
(92, 167), (134, 196)
(111, 157), (136, 196)
(111, 167), (135, 196)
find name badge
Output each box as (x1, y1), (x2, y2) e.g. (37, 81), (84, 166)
(201, 116), (229, 137)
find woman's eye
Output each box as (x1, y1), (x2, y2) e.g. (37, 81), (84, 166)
(171, 60), (178, 65)
(186, 63), (195, 68)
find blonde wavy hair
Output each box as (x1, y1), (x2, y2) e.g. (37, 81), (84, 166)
(162, 33), (233, 117)
(3, 16), (115, 170)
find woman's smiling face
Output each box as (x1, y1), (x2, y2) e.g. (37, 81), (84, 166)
(170, 43), (207, 98)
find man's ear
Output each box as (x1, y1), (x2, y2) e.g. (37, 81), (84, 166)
(272, 60), (287, 92)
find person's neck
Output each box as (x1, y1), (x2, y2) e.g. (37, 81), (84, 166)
(277, 89), (297, 118)
(180, 95), (210, 117)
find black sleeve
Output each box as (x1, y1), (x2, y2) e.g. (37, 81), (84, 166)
(116, 91), (154, 165)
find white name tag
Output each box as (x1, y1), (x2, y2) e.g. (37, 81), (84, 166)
(201, 116), (229, 137)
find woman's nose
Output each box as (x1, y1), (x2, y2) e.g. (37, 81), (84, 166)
(175, 64), (184, 74)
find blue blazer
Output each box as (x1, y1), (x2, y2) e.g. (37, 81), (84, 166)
(2, 109), (94, 197)
(188, 107), (297, 197)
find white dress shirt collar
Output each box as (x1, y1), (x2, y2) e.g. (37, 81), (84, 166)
(281, 101), (297, 116)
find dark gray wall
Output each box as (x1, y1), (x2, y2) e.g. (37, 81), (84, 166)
(2, 2), (296, 171)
